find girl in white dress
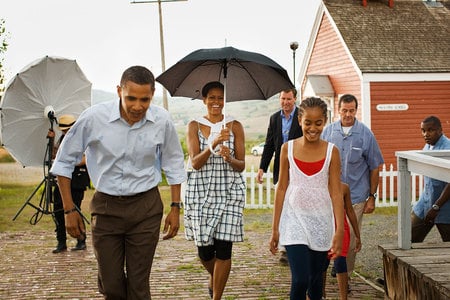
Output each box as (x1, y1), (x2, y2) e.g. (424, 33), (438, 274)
(270, 97), (344, 300)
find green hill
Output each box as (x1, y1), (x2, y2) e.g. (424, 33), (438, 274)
(92, 90), (280, 141)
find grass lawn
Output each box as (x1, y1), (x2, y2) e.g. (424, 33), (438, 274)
(0, 183), (396, 233)
(0, 184), (179, 232)
(0, 184), (275, 234)
(0, 184), (59, 232)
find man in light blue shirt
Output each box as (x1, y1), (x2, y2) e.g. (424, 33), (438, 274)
(51, 66), (186, 299)
(321, 94), (384, 284)
(412, 115), (450, 242)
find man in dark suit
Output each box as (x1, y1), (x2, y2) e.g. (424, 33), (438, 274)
(256, 88), (302, 264)
(257, 88), (302, 185)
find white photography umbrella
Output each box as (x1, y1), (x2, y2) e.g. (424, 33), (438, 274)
(0, 56), (91, 167)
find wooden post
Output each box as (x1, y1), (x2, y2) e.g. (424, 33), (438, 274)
(397, 156), (412, 249)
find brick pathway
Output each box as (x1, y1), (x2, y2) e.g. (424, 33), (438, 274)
(0, 229), (384, 299)
(0, 162), (386, 299)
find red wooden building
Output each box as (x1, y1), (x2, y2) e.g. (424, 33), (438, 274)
(299, 0), (450, 169)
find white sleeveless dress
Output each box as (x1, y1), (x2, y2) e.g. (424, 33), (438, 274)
(279, 140), (335, 251)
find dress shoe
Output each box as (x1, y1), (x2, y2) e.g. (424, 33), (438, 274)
(208, 286), (213, 299)
(279, 251), (288, 265)
(52, 243), (67, 253)
(375, 277), (385, 286)
(71, 239), (86, 251)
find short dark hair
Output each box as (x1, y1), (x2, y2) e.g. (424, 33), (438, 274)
(120, 66), (155, 87)
(338, 94), (358, 110)
(422, 115), (442, 128)
(281, 88), (297, 98)
(201, 81), (224, 97)
(298, 97), (328, 119)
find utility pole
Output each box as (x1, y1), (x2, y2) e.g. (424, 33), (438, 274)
(130, 0), (187, 111)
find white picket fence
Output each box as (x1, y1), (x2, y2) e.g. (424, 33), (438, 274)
(243, 164), (423, 209)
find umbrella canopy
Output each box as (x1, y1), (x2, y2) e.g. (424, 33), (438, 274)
(0, 56), (91, 167)
(156, 46), (294, 102)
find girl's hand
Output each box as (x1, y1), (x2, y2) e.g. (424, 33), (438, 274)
(354, 236), (362, 253)
(269, 231), (280, 255)
(329, 230), (343, 259)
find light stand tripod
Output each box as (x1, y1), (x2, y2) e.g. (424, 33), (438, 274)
(12, 111), (57, 224)
(12, 111), (89, 225)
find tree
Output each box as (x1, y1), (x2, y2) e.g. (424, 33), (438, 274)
(0, 18), (9, 97)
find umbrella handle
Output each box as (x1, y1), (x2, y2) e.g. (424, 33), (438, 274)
(209, 143), (222, 156)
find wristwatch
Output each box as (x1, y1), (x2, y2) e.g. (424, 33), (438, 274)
(369, 192), (378, 199)
(170, 202), (182, 209)
(432, 204), (440, 211)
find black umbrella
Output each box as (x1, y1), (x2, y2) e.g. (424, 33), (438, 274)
(156, 46), (294, 103)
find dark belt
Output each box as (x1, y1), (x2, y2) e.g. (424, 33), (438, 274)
(97, 186), (157, 199)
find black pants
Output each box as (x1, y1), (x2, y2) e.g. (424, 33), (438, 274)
(53, 185), (85, 243)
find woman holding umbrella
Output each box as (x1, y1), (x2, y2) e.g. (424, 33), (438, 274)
(184, 81), (246, 299)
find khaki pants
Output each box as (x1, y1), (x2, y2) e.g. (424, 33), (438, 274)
(90, 188), (163, 300)
(346, 201), (365, 276)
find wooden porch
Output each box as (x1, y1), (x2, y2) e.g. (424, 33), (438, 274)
(379, 242), (450, 300)
(379, 150), (450, 300)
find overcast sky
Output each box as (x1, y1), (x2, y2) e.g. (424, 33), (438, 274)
(2, 0), (321, 96)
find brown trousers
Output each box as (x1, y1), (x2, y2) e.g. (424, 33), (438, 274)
(90, 187), (163, 300)
(411, 212), (450, 243)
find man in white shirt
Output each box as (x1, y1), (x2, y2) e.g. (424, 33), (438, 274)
(51, 66), (186, 299)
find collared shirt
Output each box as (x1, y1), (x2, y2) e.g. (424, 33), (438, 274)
(413, 134), (450, 223)
(51, 99), (186, 196)
(281, 109), (295, 143)
(321, 119), (384, 204)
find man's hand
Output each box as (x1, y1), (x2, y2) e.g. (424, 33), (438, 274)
(47, 129), (55, 138)
(58, 176), (84, 239)
(424, 209), (438, 224)
(364, 196), (375, 214)
(354, 236), (362, 253)
(162, 208), (180, 240)
(256, 169), (264, 184)
(65, 210), (86, 240)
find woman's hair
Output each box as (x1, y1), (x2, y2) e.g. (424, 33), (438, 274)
(298, 97), (328, 119)
(120, 66), (155, 87)
(201, 81), (224, 97)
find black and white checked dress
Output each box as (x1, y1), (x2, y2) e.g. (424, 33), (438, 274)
(184, 122), (246, 247)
